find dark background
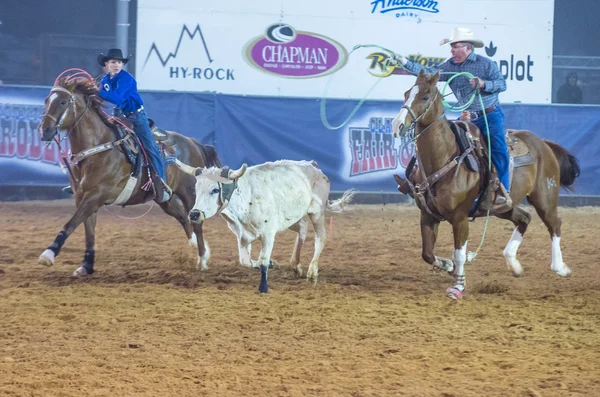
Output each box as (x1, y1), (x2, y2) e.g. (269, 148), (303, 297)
(1, 0), (598, 102)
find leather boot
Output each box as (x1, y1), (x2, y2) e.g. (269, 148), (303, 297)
(153, 176), (172, 203)
(492, 184), (513, 213)
(393, 174), (414, 198)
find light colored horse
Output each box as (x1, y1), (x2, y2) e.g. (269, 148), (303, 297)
(392, 70), (581, 299)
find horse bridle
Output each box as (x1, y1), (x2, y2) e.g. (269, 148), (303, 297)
(402, 87), (445, 141)
(43, 86), (89, 138)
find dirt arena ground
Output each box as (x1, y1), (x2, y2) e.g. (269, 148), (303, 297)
(1, 200), (599, 397)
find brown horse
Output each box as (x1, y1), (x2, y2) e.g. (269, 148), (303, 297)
(37, 76), (221, 277)
(392, 70), (581, 299)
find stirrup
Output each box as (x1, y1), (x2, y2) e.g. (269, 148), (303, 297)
(152, 176), (172, 203)
(62, 185), (74, 195)
(492, 186), (512, 213)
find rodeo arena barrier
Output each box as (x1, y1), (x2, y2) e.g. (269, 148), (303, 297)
(1, 0), (599, 205)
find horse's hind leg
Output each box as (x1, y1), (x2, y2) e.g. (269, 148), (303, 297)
(528, 191), (571, 277)
(420, 212), (454, 274)
(159, 196), (210, 270)
(496, 206), (531, 277)
(72, 212), (98, 278)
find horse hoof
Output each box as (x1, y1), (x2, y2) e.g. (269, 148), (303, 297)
(38, 250), (55, 267)
(446, 287), (463, 300)
(72, 266), (91, 279)
(196, 256), (209, 271)
(554, 266), (571, 277)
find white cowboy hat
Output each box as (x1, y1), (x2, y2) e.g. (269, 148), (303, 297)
(439, 28), (484, 48)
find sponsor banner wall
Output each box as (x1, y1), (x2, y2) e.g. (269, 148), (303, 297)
(137, 0), (554, 103)
(2, 85), (598, 197)
(0, 86), (71, 186)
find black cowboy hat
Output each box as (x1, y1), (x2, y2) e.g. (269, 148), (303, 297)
(97, 48), (132, 66)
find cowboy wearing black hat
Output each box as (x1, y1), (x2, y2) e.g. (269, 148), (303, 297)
(97, 48), (171, 202)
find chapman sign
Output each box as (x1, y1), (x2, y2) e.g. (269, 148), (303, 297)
(243, 23), (348, 79)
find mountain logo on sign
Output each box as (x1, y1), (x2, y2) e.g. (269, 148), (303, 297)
(142, 24), (213, 69)
(141, 24), (234, 81)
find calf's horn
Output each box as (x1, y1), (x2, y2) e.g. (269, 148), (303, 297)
(227, 163), (247, 180)
(175, 159), (202, 176)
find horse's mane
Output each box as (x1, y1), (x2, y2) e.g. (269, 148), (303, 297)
(55, 77), (114, 126)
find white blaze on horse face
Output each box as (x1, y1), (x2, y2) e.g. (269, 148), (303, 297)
(392, 85), (419, 137)
(503, 227), (523, 276)
(48, 93), (59, 106)
(46, 93), (60, 120)
(192, 177), (222, 219)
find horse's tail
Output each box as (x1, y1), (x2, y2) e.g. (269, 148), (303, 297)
(544, 140), (581, 190)
(192, 138), (222, 168)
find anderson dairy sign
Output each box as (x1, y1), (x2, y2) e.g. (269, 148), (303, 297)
(243, 23), (348, 78)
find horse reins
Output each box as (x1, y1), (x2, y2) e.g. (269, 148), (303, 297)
(401, 87), (470, 221)
(43, 86), (92, 184)
(402, 88), (446, 142)
(44, 86), (90, 139)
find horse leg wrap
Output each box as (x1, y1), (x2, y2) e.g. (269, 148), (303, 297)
(48, 231), (68, 256)
(455, 275), (466, 290)
(82, 250), (95, 275)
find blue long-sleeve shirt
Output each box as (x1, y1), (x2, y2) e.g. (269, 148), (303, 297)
(98, 70), (143, 114)
(402, 52), (506, 112)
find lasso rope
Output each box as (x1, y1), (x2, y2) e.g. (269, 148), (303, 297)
(319, 45), (493, 261)
(320, 44), (395, 130)
(102, 202), (155, 220)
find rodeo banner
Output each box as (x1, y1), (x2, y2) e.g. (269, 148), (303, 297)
(0, 86), (69, 186)
(136, 0), (555, 103)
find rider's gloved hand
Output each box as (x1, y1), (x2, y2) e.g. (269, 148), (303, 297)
(388, 54), (408, 66)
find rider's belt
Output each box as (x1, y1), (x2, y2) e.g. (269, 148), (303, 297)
(125, 105), (144, 117)
(471, 105), (497, 120)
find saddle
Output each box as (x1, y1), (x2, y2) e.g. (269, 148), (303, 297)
(107, 117), (179, 205)
(111, 118), (180, 166)
(396, 122), (535, 217)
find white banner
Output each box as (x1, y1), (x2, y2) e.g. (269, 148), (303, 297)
(137, 0), (554, 103)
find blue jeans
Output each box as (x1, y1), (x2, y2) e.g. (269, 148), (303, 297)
(471, 108), (510, 192)
(128, 110), (166, 181)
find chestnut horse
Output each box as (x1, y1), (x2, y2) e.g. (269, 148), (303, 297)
(392, 70), (580, 299)
(37, 76), (221, 277)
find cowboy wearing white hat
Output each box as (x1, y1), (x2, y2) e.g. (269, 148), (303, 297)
(439, 27), (484, 48)
(391, 28), (512, 213)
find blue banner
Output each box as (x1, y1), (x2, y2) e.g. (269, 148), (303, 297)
(1, 85), (598, 196)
